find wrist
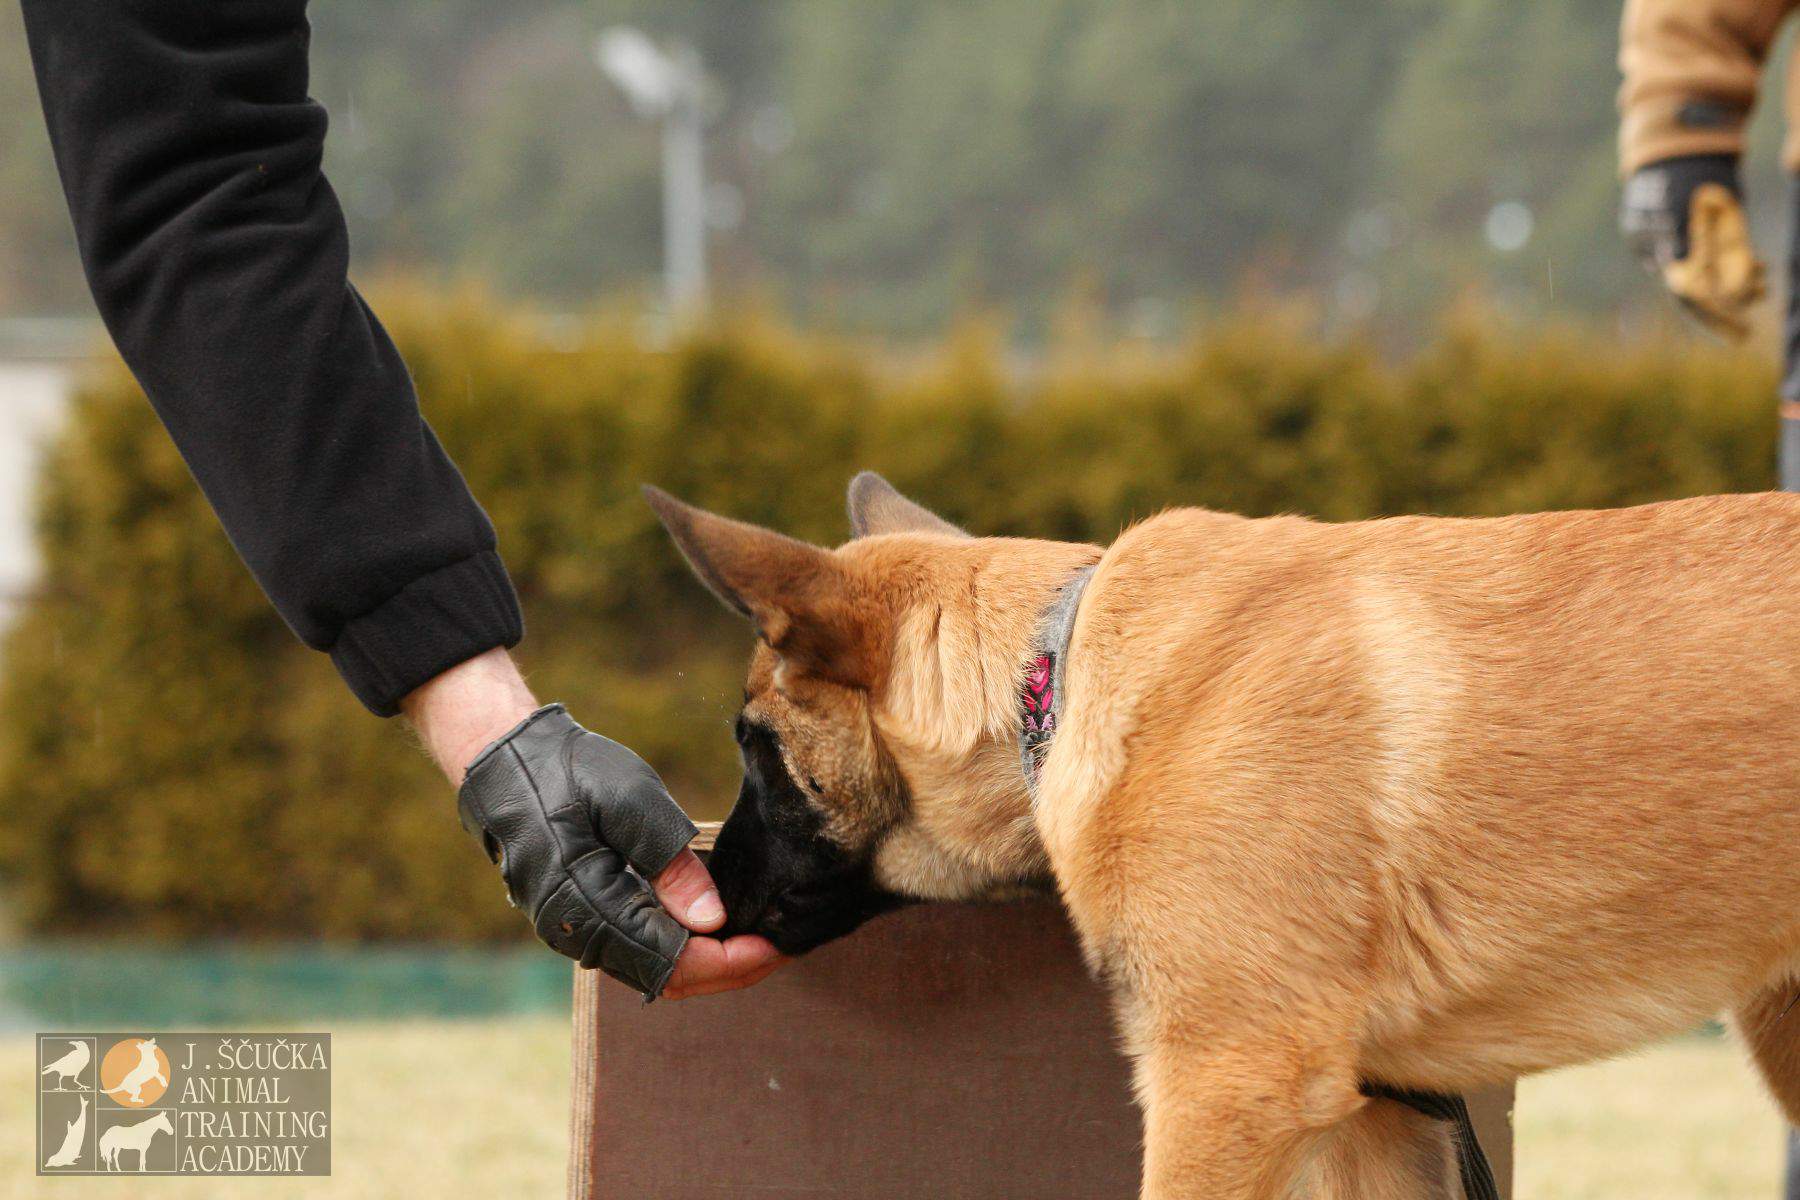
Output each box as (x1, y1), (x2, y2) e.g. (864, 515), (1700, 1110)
(400, 647), (540, 784)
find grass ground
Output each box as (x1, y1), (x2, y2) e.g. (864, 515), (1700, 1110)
(0, 1019), (1786, 1198)
(1515, 1033), (1785, 1200)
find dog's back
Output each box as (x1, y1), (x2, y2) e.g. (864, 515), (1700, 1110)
(1043, 491), (1800, 1088)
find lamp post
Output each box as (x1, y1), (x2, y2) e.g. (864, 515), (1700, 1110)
(594, 27), (708, 315)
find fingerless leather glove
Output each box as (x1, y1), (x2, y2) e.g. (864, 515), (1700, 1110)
(458, 704), (697, 997)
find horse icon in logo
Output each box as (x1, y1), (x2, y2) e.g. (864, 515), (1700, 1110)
(100, 1038), (169, 1107)
(40, 1040), (90, 1091)
(42, 1095), (87, 1169)
(100, 1112), (172, 1172)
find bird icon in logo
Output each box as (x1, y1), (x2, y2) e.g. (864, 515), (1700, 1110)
(40, 1040), (90, 1092)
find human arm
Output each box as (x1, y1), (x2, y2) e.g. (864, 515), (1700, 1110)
(1616, 0), (1787, 337)
(22, 0), (780, 997)
(1619, 0), (1794, 176)
(20, 0), (514, 714)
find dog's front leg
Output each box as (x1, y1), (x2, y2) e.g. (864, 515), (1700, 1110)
(1133, 1034), (1367, 1200)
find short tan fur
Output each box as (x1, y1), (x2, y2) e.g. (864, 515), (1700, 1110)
(650, 475), (1800, 1200)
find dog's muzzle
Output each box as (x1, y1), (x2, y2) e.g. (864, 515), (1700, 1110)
(707, 719), (905, 956)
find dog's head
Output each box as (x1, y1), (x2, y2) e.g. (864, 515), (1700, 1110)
(646, 473), (1092, 956)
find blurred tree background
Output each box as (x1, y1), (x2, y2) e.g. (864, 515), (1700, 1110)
(1, 1), (1794, 942)
(1, 0), (1790, 335)
(0, 292), (1777, 940)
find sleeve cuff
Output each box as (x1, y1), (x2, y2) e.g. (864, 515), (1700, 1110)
(328, 549), (525, 717)
(1620, 106), (1747, 177)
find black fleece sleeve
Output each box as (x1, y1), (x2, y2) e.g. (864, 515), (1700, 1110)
(20, 0), (523, 716)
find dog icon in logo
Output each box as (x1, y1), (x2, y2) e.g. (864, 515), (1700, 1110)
(99, 1038), (169, 1107)
(42, 1095), (87, 1169)
(99, 1112), (172, 1172)
(40, 1040), (91, 1091)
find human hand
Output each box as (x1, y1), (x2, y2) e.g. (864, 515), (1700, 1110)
(1621, 153), (1764, 340)
(403, 650), (783, 998)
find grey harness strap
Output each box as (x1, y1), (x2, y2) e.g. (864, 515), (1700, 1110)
(1359, 1084), (1500, 1200)
(1017, 564), (1097, 794)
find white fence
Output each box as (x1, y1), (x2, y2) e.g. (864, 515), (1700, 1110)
(0, 319), (102, 628)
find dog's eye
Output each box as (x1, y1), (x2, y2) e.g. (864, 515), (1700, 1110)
(805, 776), (823, 794)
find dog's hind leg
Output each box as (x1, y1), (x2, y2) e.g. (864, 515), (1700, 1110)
(1295, 1098), (1456, 1200)
(1734, 980), (1800, 1124)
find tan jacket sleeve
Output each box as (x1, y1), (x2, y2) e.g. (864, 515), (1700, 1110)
(1619, 0), (1797, 176)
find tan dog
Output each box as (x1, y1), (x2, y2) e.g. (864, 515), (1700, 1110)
(647, 474), (1800, 1199)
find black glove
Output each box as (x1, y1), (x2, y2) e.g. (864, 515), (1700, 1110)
(1621, 153), (1741, 266)
(458, 704), (697, 998)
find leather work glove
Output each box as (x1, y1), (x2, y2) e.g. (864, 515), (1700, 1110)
(457, 704), (697, 998)
(1621, 153), (1765, 341)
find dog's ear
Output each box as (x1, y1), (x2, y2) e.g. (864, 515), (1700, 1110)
(847, 471), (968, 539)
(644, 486), (883, 686)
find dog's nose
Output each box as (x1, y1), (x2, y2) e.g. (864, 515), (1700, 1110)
(700, 848), (759, 938)
(714, 894), (769, 940)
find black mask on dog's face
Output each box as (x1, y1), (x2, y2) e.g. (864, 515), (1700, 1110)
(708, 715), (908, 957)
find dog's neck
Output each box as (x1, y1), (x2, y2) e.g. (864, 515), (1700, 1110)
(873, 538), (1102, 896)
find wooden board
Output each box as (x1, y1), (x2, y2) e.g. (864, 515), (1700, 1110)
(569, 825), (1513, 1198)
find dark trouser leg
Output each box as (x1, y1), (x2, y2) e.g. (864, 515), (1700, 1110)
(1785, 177), (1800, 1200)
(1783, 405), (1800, 491)
(1783, 176), (1800, 492)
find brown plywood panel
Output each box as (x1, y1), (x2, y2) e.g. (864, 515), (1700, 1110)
(569, 876), (1514, 1199)
(575, 900), (1142, 1199)
(1468, 1086), (1515, 1199)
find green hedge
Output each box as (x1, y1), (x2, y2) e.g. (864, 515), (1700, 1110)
(0, 292), (1776, 940)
